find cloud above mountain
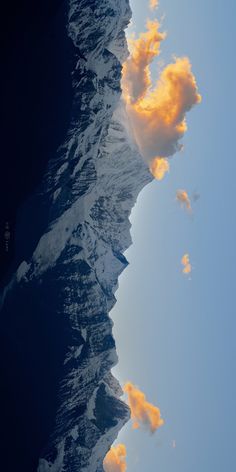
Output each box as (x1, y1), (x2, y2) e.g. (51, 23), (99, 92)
(149, 0), (159, 10)
(103, 444), (127, 472)
(124, 382), (164, 433)
(122, 20), (166, 104)
(176, 189), (192, 212)
(181, 253), (192, 274)
(122, 18), (201, 179)
(104, 382), (164, 470)
(150, 157), (169, 180)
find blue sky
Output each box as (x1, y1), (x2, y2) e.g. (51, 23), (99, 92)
(111, 0), (236, 471)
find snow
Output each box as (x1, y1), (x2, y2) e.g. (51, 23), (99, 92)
(1, 0), (152, 470)
(38, 440), (65, 472)
(81, 328), (87, 341)
(86, 385), (100, 420)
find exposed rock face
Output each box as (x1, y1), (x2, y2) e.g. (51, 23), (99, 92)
(0, 1), (153, 471)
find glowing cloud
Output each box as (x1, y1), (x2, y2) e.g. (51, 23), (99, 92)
(103, 444), (127, 472)
(124, 382), (164, 433)
(150, 157), (169, 180)
(149, 0), (159, 10)
(122, 17), (201, 179)
(181, 253), (192, 274)
(122, 20), (166, 104)
(176, 189), (192, 212)
(126, 57), (201, 163)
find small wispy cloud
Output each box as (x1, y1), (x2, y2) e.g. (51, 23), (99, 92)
(181, 253), (192, 274)
(124, 382), (164, 433)
(149, 0), (159, 11)
(150, 157), (169, 180)
(176, 189), (192, 212)
(103, 444), (127, 472)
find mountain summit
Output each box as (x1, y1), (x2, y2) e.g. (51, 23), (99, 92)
(0, 1), (152, 470)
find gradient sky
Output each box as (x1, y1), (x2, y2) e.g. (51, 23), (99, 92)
(111, 1), (236, 471)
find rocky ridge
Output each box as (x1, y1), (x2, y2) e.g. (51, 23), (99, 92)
(0, 1), (153, 471)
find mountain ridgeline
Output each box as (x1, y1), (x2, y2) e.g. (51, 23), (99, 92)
(0, 1), (152, 471)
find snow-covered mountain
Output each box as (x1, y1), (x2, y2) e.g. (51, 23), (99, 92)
(0, 1), (153, 470)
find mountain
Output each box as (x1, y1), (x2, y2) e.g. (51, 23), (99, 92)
(0, 1), (153, 471)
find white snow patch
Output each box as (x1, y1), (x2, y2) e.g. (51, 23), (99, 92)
(81, 328), (87, 341)
(38, 439), (65, 472)
(70, 426), (79, 441)
(16, 261), (30, 282)
(53, 187), (61, 202)
(86, 385), (100, 420)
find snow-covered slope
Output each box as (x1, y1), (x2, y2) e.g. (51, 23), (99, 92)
(0, 1), (153, 470)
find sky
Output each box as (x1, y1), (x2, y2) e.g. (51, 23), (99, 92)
(109, 1), (236, 471)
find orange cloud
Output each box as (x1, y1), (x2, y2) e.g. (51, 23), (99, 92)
(150, 157), (169, 180)
(149, 0), (159, 10)
(176, 189), (191, 211)
(122, 20), (166, 104)
(181, 253), (192, 274)
(124, 382), (164, 433)
(103, 444), (127, 472)
(126, 57), (201, 162)
(122, 18), (201, 179)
